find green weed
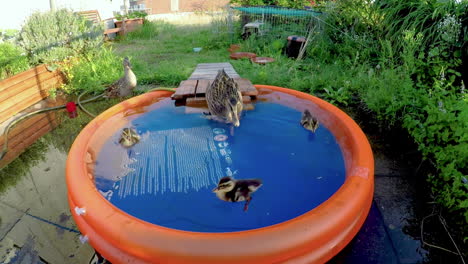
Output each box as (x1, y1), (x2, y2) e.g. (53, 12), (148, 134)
(0, 42), (30, 80)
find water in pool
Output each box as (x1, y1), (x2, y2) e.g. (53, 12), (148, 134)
(94, 96), (345, 232)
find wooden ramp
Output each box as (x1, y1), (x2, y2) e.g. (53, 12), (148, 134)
(172, 63), (258, 103)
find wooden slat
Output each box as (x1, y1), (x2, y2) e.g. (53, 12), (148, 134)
(0, 112), (55, 146)
(0, 116), (59, 169)
(0, 114), (57, 149)
(188, 62), (240, 80)
(172, 63), (258, 105)
(104, 28), (122, 34)
(172, 80), (198, 99)
(0, 64), (49, 91)
(0, 74), (61, 113)
(0, 77), (61, 124)
(78, 10), (102, 24)
(196, 63), (233, 68)
(0, 70), (63, 104)
(194, 79), (212, 95)
(186, 96), (252, 107)
(235, 78), (258, 96)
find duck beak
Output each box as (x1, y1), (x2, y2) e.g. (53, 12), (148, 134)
(212, 187), (219, 192)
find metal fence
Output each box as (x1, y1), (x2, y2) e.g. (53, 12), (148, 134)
(209, 6), (324, 44)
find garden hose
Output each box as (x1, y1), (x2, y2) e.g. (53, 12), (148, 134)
(0, 93), (103, 162)
(77, 91), (104, 117)
(76, 88), (176, 117)
(146, 87), (176, 93)
(0, 87), (176, 162)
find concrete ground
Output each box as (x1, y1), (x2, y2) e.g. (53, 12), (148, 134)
(0, 146), (94, 264)
(0, 120), (455, 264)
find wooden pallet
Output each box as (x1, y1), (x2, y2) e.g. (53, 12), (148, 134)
(188, 62), (240, 80)
(172, 63), (258, 101)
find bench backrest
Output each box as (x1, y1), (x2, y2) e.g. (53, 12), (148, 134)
(78, 10), (102, 24)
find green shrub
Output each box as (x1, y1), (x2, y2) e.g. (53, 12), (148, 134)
(0, 29), (19, 42)
(115, 11), (148, 21)
(62, 47), (121, 94)
(17, 9), (103, 64)
(125, 21), (161, 40)
(230, 0), (310, 9)
(311, 0), (468, 234)
(0, 42), (30, 80)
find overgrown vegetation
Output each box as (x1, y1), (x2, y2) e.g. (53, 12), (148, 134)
(317, 0), (468, 232)
(0, 0), (466, 249)
(230, 0), (311, 9)
(17, 9), (103, 64)
(0, 42), (30, 79)
(115, 11), (148, 21)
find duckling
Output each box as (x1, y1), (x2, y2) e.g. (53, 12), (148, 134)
(301, 109), (319, 133)
(119, 127), (140, 148)
(105, 57), (137, 98)
(206, 69), (243, 127)
(212, 176), (262, 212)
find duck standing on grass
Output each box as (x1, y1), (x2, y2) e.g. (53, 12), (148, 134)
(212, 176), (263, 212)
(301, 109), (319, 133)
(205, 69), (243, 127)
(105, 57), (137, 98)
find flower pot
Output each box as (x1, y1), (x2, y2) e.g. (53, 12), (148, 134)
(229, 52), (257, 60)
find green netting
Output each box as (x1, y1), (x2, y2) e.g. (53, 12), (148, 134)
(232, 6), (321, 17)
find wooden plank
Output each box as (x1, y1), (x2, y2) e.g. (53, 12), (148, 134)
(104, 28), (122, 34)
(186, 96), (252, 107)
(196, 63), (233, 68)
(0, 117), (58, 169)
(0, 71), (63, 104)
(0, 64), (49, 91)
(188, 62), (239, 80)
(0, 86), (56, 124)
(0, 112), (56, 146)
(194, 79), (211, 95)
(173, 63), (257, 102)
(172, 80), (197, 100)
(0, 75), (61, 114)
(235, 78), (258, 96)
(0, 114), (57, 148)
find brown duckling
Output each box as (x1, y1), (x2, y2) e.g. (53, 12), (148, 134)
(212, 176), (262, 212)
(105, 57), (137, 98)
(301, 109), (319, 133)
(119, 127), (140, 148)
(206, 69), (243, 127)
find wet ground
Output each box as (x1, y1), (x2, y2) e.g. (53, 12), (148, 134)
(0, 98), (465, 264)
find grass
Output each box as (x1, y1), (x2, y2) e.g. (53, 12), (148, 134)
(0, 0), (466, 252)
(107, 17), (467, 248)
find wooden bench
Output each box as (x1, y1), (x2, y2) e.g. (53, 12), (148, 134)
(78, 10), (123, 39)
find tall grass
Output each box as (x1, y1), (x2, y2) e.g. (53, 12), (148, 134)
(59, 13), (467, 242)
(0, 42), (30, 80)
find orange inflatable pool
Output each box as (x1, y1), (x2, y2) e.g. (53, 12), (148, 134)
(66, 85), (374, 264)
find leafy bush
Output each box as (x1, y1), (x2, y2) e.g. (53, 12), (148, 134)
(0, 29), (19, 42)
(62, 47), (122, 94)
(230, 0), (310, 9)
(320, 0), (468, 231)
(17, 9), (103, 64)
(115, 11), (148, 21)
(0, 42), (30, 80)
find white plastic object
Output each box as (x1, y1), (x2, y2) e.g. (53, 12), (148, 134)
(74, 207), (86, 215)
(79, 235), (89, 244)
